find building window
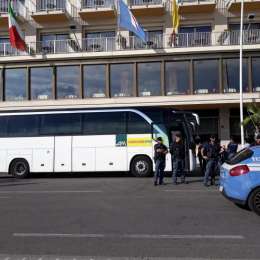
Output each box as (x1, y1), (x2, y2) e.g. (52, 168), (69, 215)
(37, 0), (66, 11)
(138, 62), (161, 97)
(40, 34), (69, 54)
(83, 64), (106, 98)
(110, 64), (133, 97)
(31, 67), (53, 100)
(56, 66), (80, 99)
(223, 58), (249, 93)
(84, 31), (115, 52)
(178, 26), (212, 47)
(194, 59), (219, 94)
(165, 61), (190, 95)
(5, 68), (27, 101)
(252, 57), (260, 92)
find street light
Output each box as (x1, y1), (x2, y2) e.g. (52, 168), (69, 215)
(239, 0), (245, 147)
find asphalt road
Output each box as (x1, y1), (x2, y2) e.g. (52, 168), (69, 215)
(0, 174), (259, 260)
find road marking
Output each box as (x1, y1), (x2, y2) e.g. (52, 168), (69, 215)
(0, 191), (102, 194)
(13, 233), (244, 240)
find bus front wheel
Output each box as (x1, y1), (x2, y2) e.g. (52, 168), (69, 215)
(9, 159), (30, 179)
(130, 156), (153, 177)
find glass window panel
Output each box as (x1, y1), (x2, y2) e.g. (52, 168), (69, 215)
(7, 115), (39, 137)
(223, 58), (249, 93)
(56, 66), (80, 99)
(110, 64), (133, 97)
(83, 112), (126, 135)
(86, 31), (115, 38)
(138, 62), (161, 97)
(165, 61), (190, 95)
(40, 113), (81, 135)
(0, 116), (7, 137)
(31, 67), (53, 100)
(128, 112), (151, 134)
(194, 59), (219, 94)
(252, 57), (260, 92)
(83, 65), (106, 98)
(5, 68), (27, 101)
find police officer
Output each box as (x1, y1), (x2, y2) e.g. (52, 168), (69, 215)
(170, 132), (186, 185)
(201, 135), (221, 186)
(226, 136), (238, 160)
(153, 137), (168, 186)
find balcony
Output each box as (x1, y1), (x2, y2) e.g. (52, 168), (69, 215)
(129, 0), (165, 16)
(0, 0), (27, 27)
(31, 0), (72, 23)
(227, 0), (260, 12)
(178, 0), (216, 14)
(79, 0), (115, 20)
(1, 30), (260, 57)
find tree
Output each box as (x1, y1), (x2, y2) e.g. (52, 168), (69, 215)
(243, 103), (260, 134)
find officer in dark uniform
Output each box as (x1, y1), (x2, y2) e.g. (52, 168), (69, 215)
(226, 136), (238, 160)
(170, 132), (186, 185)
(153, 137), (168, 186)
(201, 135), (221, 186)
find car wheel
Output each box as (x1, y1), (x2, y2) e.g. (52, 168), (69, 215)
(248, 187), (260, 216)
(10, 159), (30, 179)
(130, 156), (152, 177)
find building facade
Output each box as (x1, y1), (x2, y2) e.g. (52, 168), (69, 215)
(0, 0), (260, 143)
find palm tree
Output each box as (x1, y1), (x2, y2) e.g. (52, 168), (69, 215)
(243, 103), (260, 134)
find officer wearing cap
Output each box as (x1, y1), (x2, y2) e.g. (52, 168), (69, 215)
(153, 137), (168, 186)
(201, 135), (221, 186)
(170, 132), (186, 185)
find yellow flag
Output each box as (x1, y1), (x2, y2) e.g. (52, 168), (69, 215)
(172, 0), (180, 32)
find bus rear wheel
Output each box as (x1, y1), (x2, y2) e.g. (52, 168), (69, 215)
(130, 156), (152, 177)
(10, 159), (30, 179)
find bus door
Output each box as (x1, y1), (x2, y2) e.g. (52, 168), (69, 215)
(54, 136), (72, 172)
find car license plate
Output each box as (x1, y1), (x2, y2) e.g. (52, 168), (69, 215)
(219, 186), (224, 192)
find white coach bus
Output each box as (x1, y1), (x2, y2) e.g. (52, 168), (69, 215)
(0, 107), (199, 178)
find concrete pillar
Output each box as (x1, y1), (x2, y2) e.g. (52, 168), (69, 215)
(219, 108), (230, 146)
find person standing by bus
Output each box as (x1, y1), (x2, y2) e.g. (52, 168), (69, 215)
(201, 135), (221, 186)
(153, 137), (168, 186)
(170, 132), (186, 185)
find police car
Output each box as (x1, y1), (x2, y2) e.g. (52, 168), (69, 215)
(219, 146), (260, 216)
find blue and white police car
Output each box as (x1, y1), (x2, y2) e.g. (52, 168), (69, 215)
(219, 146), (260, 215)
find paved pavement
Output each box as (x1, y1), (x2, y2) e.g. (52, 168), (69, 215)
(0, 174), (259, 260)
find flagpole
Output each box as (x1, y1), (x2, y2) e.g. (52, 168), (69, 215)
(239, 0), (245, 147)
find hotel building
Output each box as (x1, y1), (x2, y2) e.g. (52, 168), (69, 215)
(0, 0), (260, 143)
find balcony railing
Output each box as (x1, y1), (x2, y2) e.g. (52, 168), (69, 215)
(130, 0), (163, 5)
(0, 0), (27, 17)
(1, 30), (260, 57)
(36, 0), (66, 11)
(178, 0), (215, 3)
(82, 0), (114, 8)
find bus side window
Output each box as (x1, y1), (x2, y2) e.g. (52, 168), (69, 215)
(40, 114), (81, 136)
(82, 112), (127, 135)
(0, 117), (8, 137)
(7, 115), (39, 137)
(127, 112), (151, 134)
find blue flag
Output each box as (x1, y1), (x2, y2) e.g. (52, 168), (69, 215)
(118, 0), (146, 42)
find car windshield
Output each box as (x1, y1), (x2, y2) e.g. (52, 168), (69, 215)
(226, 148), (254, 165)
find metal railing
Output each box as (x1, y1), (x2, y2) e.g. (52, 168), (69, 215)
(82, 0), (114, 8)
(1, 30), (260, 57)
(178, 0), (215, 3)
(82, 37), (116, 52)
(0, 0), (27, 17)
(36, 0), (66, 11)
(130, 0), (163, 5)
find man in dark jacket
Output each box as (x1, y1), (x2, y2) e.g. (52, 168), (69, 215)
(201, 135), (221, 186)
(170, 132), (186, 185)
(154, 137), (168, 186)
